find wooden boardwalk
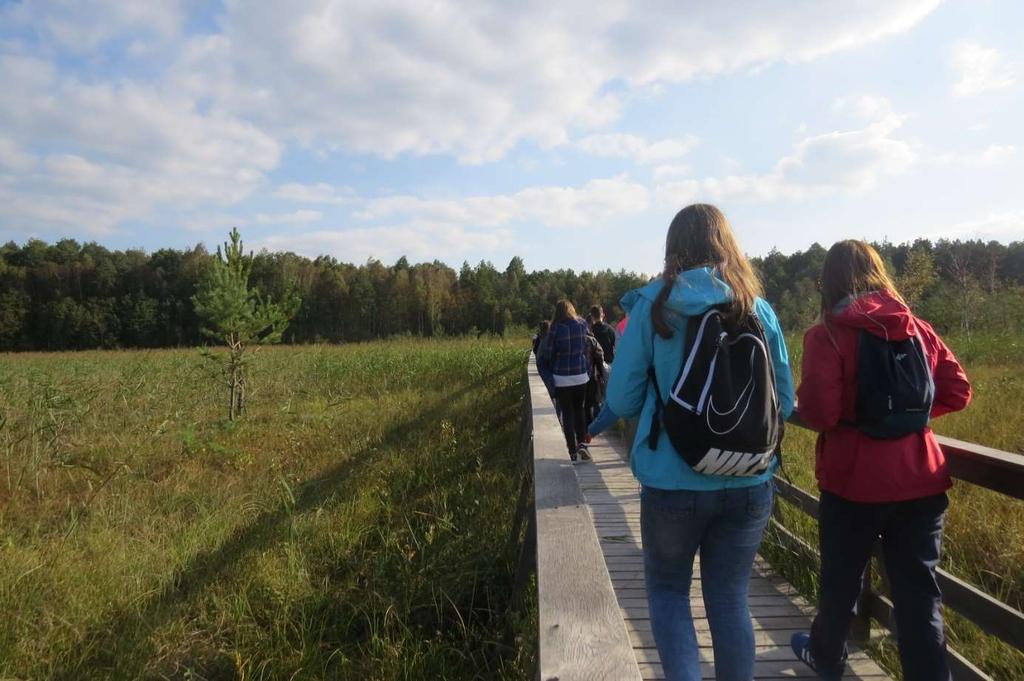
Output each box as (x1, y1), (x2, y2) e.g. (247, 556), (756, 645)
(575, 432), (892, 680)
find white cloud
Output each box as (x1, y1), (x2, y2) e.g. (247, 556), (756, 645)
(255, 223), (514, 264)
(255, 209), (323, 224)
(934, 144), (1018, 168)
(952, 42), (1016, 97)
(0, 0), (944, 241)
(979, 145), (1017, 164)
(273, 182), (354, 205)
(657, 98), (915, 204)
(355, 176), (650, 229)
(652, 164), (692, 181)
(0, 0), (183, 53)
(576, 133), (698, 164)
(0, 136), (36, 172)
(833, 94), (895, 120)
(932, 210), (1024, 242)
(177, 212), (249, 234)
(0, 54), (280, 234)
(172, 1), (939, 163)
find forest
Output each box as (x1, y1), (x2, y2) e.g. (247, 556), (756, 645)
(1, 236), (1023, 352)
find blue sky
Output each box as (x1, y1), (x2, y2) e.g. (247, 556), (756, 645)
(0, 0), (1021, 275)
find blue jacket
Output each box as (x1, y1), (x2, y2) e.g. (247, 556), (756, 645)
(545, 318), (592, 377)
(600, 267), (794, 491)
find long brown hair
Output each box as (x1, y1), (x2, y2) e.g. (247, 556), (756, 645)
(553, 299), (578, 323)
(820, 240), (904, 316)
(652, 204), (762, 338)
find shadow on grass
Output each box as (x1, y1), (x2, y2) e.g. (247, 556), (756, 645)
(50, 359), (523, 680)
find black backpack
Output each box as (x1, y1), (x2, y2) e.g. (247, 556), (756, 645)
(853, 331), (934, 438)
(649, 306), (782, 476)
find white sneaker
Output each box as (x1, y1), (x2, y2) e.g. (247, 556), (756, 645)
(577, 444), (591, 461)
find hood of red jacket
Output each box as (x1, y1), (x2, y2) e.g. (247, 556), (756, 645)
(827, 290), (917, 341)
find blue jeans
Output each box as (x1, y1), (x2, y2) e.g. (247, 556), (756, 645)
(641, 482), (774, 681)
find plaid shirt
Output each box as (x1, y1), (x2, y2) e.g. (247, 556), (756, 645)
(545, 318), (592, 377)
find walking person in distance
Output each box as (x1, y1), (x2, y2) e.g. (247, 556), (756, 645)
(589, 204), (794, 681)
(541, 300), (594, 462)
(790, 240), (971, 681)
(590, 304), (617, 364)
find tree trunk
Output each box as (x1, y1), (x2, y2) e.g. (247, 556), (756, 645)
(228, 366), (237, 421)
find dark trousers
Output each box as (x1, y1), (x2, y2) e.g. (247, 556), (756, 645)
(584, 377), (603, 424)
(810, 491), (951, 681)
(554, 383), (587, 455)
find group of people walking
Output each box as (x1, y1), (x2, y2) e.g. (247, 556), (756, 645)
(533, 203), (971, 681)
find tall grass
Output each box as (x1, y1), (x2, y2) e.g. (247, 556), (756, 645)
(764, 332), (1024, 679)
(0, 340), (533, 680)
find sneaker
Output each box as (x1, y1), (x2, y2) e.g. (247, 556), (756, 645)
(569, 450), (578, 462)
(577, 444), (591, 461)
(790, 632), (842, 681)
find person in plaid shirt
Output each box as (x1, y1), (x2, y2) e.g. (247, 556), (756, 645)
(542, 300), (593, 461)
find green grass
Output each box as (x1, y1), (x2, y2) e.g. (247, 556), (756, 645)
(3, 330), (1021, 679)
(764, 331), (1024, 679)
(0, 339), (534, 680)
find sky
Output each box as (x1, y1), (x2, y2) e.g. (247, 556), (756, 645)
(0, 0), (1022, 275)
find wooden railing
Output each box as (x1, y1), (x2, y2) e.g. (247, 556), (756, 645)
(773, 411), (1024, 681)
(511, 357), (642, 680)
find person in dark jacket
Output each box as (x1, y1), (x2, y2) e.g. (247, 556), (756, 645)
(791, 240), (972, 681)
(589, 305), (617, 364)
(583, 330), (607, 426)
(532, 320), (549, 356)
(542, 300), (593, 462)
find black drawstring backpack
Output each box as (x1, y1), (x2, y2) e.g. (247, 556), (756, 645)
(648, 305), (782, 476)
(853, 330), (934, 438)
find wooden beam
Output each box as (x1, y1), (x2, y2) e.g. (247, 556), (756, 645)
(787, 409), (1024, 499)
(529, 357), (643, 681)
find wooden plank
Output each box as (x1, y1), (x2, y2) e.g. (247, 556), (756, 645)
(632, 644), (879, 665)
(789, 409), (1024, 499)
(937, 560), (1024, 652)
(627, 623), (805, 648)
(529, 358), (643, 681)
(938, 434), (1024, 501)
(618, 594), (804, 607)
(636, 658), (891, 680)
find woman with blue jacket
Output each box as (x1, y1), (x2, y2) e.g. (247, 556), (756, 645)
(589, 204), (794, 681)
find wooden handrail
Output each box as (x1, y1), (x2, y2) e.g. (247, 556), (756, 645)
(526, 357), (643, 681)
(776, 409), (1024, 680)
(787, 408), (1024, 500)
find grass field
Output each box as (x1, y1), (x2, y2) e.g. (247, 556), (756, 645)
(0, 340), (532, 680)
(763, 332), (1024, 679)
(2, 331), (1022, 679)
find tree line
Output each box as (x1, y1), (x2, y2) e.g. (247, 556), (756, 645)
(753, 239), (1024, 337)
(1, 236), (1022, 352)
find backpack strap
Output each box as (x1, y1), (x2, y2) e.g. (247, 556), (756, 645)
(647, 366), (663, 450)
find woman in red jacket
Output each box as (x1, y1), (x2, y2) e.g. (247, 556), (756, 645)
(791, 241), (971, 681)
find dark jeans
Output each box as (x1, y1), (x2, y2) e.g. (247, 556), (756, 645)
(584, 377), (603, 424)
(810, 491), (950, 681)
(554, 383), (587, 454)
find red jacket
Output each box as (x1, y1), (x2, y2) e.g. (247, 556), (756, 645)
(797, 291), (972, 503)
